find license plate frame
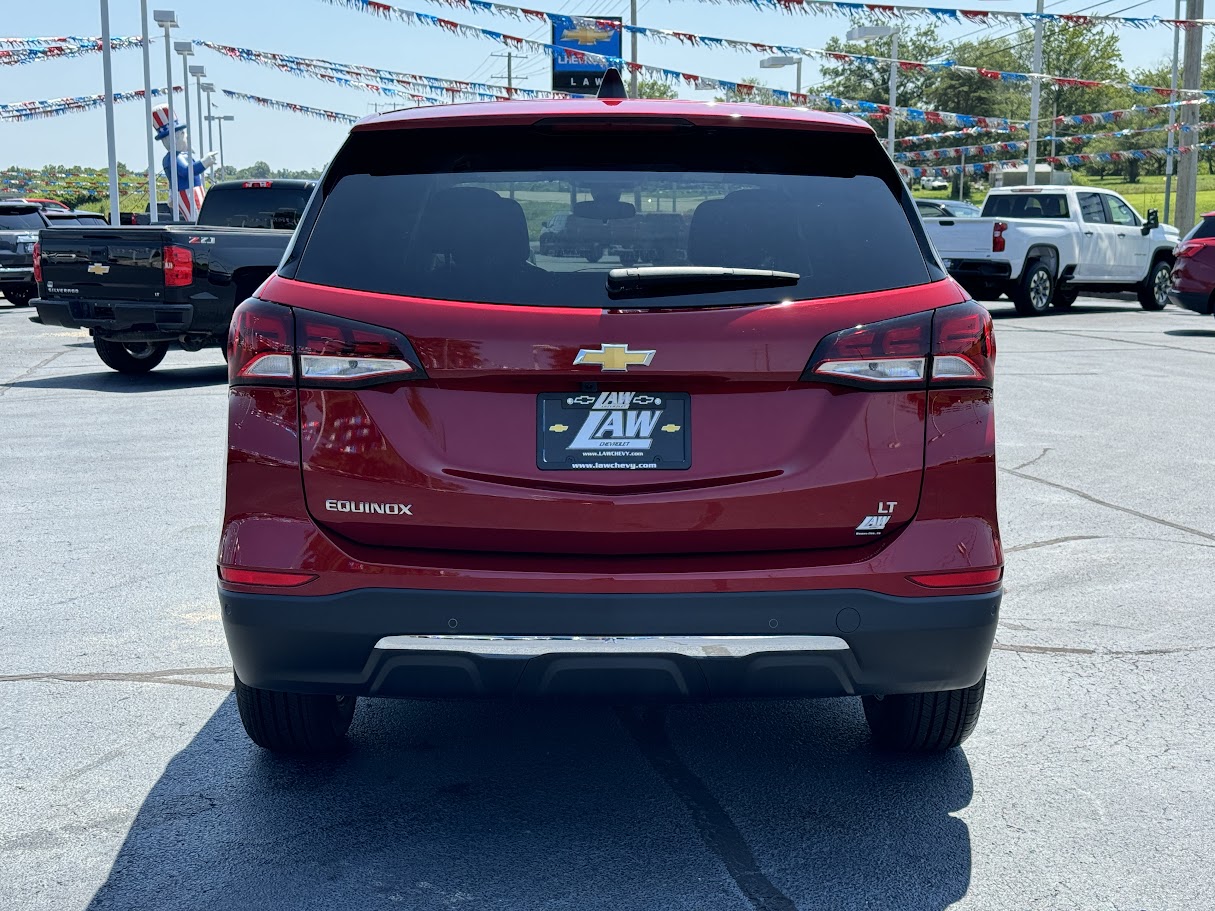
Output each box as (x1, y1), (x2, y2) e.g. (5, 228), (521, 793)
(537, 391), (691, 471)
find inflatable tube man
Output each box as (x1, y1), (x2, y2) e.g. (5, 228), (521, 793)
(151, 104), (217, 221)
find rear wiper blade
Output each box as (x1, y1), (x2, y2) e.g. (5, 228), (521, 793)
(606, 266), (800, 299)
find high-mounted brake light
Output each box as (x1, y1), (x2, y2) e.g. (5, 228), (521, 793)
(32, 241), (42, 283)
(219, 566), (317, 587)
(992, 221), (1008, 253)
(908, 567), (1003, 588)
(804, 301), (995, 390)
(163, 244), (193, 287)
(226, 299), (428, 388)
(243, 180), (273, 188)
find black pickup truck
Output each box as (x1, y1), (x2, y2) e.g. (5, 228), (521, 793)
(34, 179), (315, 373)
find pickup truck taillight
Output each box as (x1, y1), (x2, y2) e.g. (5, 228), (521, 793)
(804, 301), (995, 390)
(32, 241), (42, 283)
(992, 221), (1008, 253)
(163, 245), (193, 287)
(228, 298), (428, 388)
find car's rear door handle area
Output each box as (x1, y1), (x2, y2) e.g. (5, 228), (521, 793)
(1083, 231), (1094, 236)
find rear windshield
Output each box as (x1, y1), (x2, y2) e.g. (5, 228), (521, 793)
(0, 211), (45, 230)
(1184, 216), (1215, 241)
(288, 125), (935, 308)
(982, 194), (1071, 219)
(199, 186), (313, 229)
(47, 214), (109, 227)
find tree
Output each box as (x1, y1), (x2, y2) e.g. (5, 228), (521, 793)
(819, 20), (944, 109)
(637, 80), (677, 100)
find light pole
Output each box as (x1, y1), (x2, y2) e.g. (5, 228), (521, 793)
(1164, 0), (1181, 223)
(201, 83), (215, 174)
(847, 25), (899, 156)
(1027, 0), (1045, 185)
(759, 55), (803, 96)
(189, 64), (206, 187)
(99, 0), (120, 225)
(173, 40), (196, 221)
(213, 115), (234, 180)
(153, 10), (178, 222)
(139, 0), (158, 222)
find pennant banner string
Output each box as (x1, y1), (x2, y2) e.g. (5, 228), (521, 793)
(0, 37), (144, 66)
(907, 141), (1215, 178)
(0, 87), (181, 122)
(897, 120), (1215, 161)
(316, 0), (1215, 99)
(220, 89), (363, 122)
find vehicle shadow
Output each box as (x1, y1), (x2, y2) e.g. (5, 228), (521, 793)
(84, 695), (973, 911)
(6, 365), (227, 393)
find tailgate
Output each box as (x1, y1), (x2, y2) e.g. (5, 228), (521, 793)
(38, 227), (170, 301)
(924, 218), (996, 257)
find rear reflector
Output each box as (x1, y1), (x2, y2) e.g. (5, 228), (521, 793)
(219, 567), (317, 587)
(908, 568), (1003, 588)
(163, 245), (193, 287)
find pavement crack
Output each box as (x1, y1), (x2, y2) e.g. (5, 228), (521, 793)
(0, 666), (233, 692)
(1009, 447), (1052, 471)
(1000, 467), (1215, 543)
(0, 348), (68, 397)
(616, 706), (796, 911)
(1005, 534), (1104, 553)
(994, 642), (1215, 658)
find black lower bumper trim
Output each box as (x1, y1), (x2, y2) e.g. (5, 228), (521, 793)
(1168, 289), (1213, 314)
(220, 586), (1001, 700)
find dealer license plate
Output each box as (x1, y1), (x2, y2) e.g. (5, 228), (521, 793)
(537, 391), (690, 470)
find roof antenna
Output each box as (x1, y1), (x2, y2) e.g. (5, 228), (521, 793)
(597, 67), (628, 100)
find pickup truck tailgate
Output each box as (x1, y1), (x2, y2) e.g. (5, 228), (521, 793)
(924, 218), (996, 257)
(39, 227), (171, 301)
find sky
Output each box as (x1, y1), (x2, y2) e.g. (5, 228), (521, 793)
(0, 0), (1191, 172)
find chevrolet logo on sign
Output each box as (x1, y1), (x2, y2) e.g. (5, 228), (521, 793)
(561, 25), (614, 45)
(87, 263), (110, 276)
(574, 344), (655, 372)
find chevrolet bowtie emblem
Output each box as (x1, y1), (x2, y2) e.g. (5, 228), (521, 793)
(574, 344), (656, 372)
(87, 263), (110, 276)
(561, 25), (613, 45)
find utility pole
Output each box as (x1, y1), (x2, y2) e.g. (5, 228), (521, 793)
(1026, 0), (1045, 186)
(491, 51), (514, 94)
(1177, 0), (1204, 235)
(629, 0), (638, 98)
(1164, 0), (1182, 224)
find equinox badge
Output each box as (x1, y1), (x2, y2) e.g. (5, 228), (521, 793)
(574, 343), (655, 372)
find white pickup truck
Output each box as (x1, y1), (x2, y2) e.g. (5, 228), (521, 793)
(924, 186), (1179, 315)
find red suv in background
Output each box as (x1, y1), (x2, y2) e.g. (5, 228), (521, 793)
(1169, 211), (1215, 317)
(219, 88), (1002, 756)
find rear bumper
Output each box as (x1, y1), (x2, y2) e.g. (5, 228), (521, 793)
(220, 586), (1000, 700)
(1168, 288), (1213, 314)
(0, 265), (34, 284)
(34, 298), (195, 335)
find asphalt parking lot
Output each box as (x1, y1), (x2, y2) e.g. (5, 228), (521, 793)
(1, 292), (1213, 911)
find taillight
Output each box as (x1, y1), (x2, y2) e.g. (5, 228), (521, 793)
(1175, 240), (1205, 259)
(930, 301), (996, 387)
(242, 180), (273, 188)
(992, 221), (1008, 253)
(163, 244), (193, 287)
(295, 309), (426, 388)
(228, 298), (295, 385)
(32, 241), (42, 283)
(804, 301), (995, 390)
(803, 311), (931, 388)
(226, 299), (427, 388)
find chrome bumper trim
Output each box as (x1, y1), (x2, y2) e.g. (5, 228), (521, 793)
(373, 634), (850, 658)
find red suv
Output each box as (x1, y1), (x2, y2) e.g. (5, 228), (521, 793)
(1169, 211), (1215, 317)
(219, 87), (1002, 756)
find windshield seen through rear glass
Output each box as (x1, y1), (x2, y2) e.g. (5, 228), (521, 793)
(200, 186), (313, 229)
(982, 194), (1071, 219)
(289, 126), (936, 308)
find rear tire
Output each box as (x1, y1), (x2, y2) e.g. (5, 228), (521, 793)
(1138, 259), (1171, 311)
(93, 338), (168, 374)
(863, 671), (986, 752)
(1012, 261), (1054, 316)
(234, 673), (356, 755)
(4, 284), (35, 307)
